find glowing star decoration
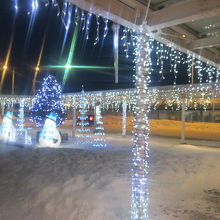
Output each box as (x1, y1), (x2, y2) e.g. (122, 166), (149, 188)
(93, 105), (107, 148)
(0, 112), (16, 143)
(39, 112), (61, 148)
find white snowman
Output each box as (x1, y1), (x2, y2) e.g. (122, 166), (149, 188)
(0, 112), (16, 143)
(39, 112), (61, 148)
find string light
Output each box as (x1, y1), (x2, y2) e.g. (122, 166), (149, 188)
(131, 31), (153, 220)
(61, 3), (72, 30)
(86, 12), (92, 40)
(81, 10), (86, 30)
(14, 0), (18, 11)
(32, 0), (39, 11)
(1, 82), (220, 112)
(94, 15), (100, 45)
(30, 75), (66, 127)
(103, 18), (109, 38)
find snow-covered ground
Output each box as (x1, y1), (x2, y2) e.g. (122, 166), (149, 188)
(0, 136), (220, 220)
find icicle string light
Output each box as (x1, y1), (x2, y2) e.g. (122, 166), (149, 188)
(103, 18), (109, 38)
(1, 82), (220, 112)
(94, 15), (100, 45)
(81, 10), (86, 30)
(10, 0), (220, 80)
(31, 0), (39, 11)
(86, 12), (92, 40)
(14, 0), (18, 11)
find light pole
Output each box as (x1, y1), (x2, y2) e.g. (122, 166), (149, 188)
(32, 66), (40, 95)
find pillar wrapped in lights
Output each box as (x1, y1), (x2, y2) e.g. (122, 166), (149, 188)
(131, 31), (152, 220)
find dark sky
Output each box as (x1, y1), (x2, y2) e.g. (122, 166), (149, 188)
(1, 1), (212, 95)
(0, 0), (135, 95)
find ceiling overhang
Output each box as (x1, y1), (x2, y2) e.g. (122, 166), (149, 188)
(68, 0), (220, 67)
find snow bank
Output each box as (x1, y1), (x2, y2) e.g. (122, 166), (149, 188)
(0, 136), (220, 220)
(0, 147), (131, 220)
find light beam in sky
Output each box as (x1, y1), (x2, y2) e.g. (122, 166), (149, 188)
(43, 65), (113, 70)
(62, 17), (79, 86)
(0, 25), (15, 92)
(32, 32), (47, 94)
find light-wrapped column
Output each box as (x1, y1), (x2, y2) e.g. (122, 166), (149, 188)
(131, 32), (152, 220)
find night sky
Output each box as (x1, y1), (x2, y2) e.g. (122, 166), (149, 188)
(0, 1), (202, 96)
(0, 0), (135, 95)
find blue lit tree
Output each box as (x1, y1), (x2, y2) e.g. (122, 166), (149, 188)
(30, 75), (65, 127)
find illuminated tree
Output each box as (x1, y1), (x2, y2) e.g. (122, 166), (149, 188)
(16, 99), (25, 136)
(75, 87), (92, 145)
(30, 75), (65, 127)
(93, 105), (107, 147)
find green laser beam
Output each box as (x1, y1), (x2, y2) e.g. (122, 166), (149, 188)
(42, 65), (114, 70)
(62, 22), (79, 86)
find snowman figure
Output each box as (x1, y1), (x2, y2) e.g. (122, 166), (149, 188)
(0, 112), (16, 143)
(39, 112), (61, 148)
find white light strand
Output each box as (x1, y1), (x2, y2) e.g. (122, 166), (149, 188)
(103, 18), (109, 38)
(32, 0), (39, 11)
(61, 3), (72, 30)
(94, 15), (100, 45)
(86, 12), (92, 40)
(81, 10), (86, 31)
(14, 0), (18, 11)
(1, 83), (220, 112)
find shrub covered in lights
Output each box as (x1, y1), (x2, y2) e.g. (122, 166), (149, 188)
(30, 75), (66, 127)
